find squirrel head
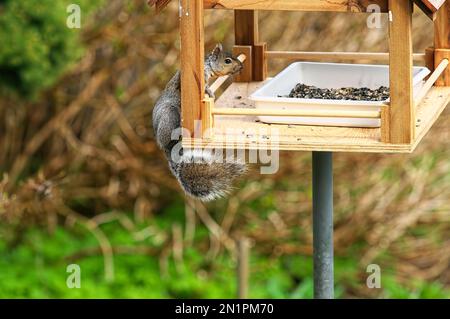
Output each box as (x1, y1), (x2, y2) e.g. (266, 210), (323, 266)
(208, 44), (243, 77)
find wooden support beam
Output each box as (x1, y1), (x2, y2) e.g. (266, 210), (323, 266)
(205, 0), (389, 12)
(202, 96), (214, 138)
(180, 0), (205, 137)
(388, 0), (414, 144)
(234, 10), (267, 81)
(425, 47), (435, 75)
(435, 2), (450, 49)
(253, 43), (267, 81)
(434, 2), (450, 85)
(212, 107), (382, 119)
(380, 105), (391, 143)
(434, 49), (450, 84)
(234, 10), (259, 44)
(266, 51), (426, 62)
(415, 58), (449, 106)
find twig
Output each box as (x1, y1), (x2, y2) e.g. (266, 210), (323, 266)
(55, 202), (115, 282)
(172, 223), (184, 273)
(66, 245), (159, 261)
(9, 71), (109, 186)
(184, 199), (196, 247)
(237, 237), (250, 299)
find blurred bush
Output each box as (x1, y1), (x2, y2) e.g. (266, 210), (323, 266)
(0, 0), (102, 99)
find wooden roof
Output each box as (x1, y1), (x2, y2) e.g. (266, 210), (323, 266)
(148, 0), (447, 13)
(421, 0), (446, 12)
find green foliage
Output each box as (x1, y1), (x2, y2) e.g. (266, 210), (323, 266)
(0, 214), (448, 299)
(0, 0), (102, 99)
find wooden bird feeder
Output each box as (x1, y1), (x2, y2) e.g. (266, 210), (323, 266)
(150, 0), (450, 300)
(151, 0), (450, 154)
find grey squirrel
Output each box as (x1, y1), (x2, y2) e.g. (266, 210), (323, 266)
(153, 44), (246, 201)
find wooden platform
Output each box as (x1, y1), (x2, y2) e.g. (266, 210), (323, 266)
(183, 82), (450, 153)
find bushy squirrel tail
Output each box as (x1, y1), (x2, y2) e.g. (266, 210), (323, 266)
(168, 149), (246, 202)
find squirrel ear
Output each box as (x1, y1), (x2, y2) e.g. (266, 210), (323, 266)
(212, 43), (223, 57)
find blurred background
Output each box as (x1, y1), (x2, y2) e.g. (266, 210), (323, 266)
(0, 0), (449, 298)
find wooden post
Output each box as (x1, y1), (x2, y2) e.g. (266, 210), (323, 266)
(202, 96), (214, 138)
(388, 0), (414, 144)
(234, 10), (267, 81)
(380, 105), (391, 143)
(237, 238), (250, 299)
(434, 2), (450, 86)
(425, 47), (435, 77)
(253, 42), (268, 81)
(180, 0), (205, 137)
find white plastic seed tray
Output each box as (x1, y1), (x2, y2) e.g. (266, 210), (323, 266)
(249, 62), (431, 127)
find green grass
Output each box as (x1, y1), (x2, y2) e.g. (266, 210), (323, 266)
(0, 210), (448, 299)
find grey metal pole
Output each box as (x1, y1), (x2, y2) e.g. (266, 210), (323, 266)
(312, 151), (334, 299)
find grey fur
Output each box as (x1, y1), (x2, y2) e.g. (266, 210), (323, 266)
(153, 44), (245, 201)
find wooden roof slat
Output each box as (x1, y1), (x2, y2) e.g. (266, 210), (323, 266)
(413, 0), (447, 21)
(148, 0), (447, 13)
(421, 0), (446, 12)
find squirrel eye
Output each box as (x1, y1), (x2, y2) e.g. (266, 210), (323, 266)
(224, 58), (232, 64)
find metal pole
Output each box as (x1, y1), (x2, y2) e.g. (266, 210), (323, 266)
(312, 151), (334, 299)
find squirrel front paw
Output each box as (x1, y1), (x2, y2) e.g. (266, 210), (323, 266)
(205, 87), (215, 99)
